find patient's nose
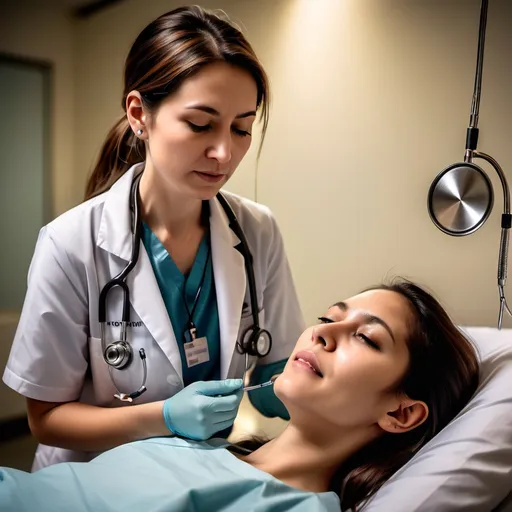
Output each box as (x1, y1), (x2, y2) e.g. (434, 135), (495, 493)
(312, 325), (336, 352)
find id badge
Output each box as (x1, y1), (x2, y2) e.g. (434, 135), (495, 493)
(184, 337), (210, 368)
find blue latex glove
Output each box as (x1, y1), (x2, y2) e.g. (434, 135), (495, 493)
(163, 379), (243, 441)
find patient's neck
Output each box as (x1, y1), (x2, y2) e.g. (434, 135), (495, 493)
(239, 420), (374, 493)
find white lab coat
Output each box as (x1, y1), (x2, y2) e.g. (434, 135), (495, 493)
(2, 163), (305, 471)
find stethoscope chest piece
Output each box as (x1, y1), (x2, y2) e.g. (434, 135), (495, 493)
(239, 326), (272, 357)
(104, 340), (133, 370)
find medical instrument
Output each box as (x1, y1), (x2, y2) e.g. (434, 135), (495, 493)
(99, 172), (273, 402)
(243, 380), (275, 392)
(427, 0), (512, 329)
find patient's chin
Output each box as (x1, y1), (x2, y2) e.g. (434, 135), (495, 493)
(273, 373), (309, 405)
(273, 374), (292, 402)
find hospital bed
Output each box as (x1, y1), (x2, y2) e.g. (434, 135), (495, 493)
(359, 325), (512, 512)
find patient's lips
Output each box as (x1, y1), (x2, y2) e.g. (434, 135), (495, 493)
(294, 351), (323, 377)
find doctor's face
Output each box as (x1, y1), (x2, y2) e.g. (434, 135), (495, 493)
(144, 62), (257, 200)
(274, 290), (414, 432)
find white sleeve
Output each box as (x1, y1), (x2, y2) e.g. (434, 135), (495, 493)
(2, 226), (90, 402)
(258, 211), (306, 365)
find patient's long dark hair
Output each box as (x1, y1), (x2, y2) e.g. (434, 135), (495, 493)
(234, 278), (480, 511)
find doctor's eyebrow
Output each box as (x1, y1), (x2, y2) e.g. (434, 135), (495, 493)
(185, 104), (257, 119)
(331, 301), (396, 344)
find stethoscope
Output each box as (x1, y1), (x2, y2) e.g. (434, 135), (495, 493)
(99, 172), (273, 402)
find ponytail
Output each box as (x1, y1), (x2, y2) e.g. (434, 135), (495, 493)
(84, 115), (145, 201)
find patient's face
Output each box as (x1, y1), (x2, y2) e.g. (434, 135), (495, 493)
(275, 289), (414, 431)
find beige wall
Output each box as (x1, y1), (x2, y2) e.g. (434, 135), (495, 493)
(75, 0), (512, 329)
(256, 0), (512, 330)
(0, 0), (78, 215)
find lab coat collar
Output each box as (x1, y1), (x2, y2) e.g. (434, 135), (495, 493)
(96, 163), (142, 261)
(96, 164), (246, 381)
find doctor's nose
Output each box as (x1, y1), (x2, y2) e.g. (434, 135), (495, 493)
(206, 132), (232, 164)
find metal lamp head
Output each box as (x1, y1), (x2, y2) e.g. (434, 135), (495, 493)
(428, 162), (494, 236)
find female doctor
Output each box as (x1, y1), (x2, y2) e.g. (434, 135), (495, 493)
(2, 5), (305, 471)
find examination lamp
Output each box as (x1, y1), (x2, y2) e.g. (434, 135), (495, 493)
(427, 0), (511, 329)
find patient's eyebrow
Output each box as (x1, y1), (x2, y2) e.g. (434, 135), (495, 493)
(332, 301), (396, 344)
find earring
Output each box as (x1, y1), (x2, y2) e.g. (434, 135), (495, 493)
(137, 129), (143, 136)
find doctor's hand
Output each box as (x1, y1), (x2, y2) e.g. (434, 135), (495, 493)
(162, 379), (243, 441)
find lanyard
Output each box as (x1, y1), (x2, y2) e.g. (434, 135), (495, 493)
(182, 236), (211, 343)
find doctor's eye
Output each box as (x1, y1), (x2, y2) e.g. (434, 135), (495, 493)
(232, 126), (251, 137)
(187, 121), (211, 133)
(317, 317), (334, 324)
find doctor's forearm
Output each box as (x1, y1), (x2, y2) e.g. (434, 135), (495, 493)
(26, 398), (169, 452)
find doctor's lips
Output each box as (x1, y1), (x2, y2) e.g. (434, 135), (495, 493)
(193, 170), (227, 183)
(294, 351), (323, 377)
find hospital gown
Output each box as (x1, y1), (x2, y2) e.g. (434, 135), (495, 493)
(0, 437), (341, 511)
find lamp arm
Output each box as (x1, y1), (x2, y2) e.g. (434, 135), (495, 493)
(472, 151), (512, 328)
(472, 151), (510, 214)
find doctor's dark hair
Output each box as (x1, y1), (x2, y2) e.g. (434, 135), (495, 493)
(232, 279), (480, 511)
(84, 5), (270, 201)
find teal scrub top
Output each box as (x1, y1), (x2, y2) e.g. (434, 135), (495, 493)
(142, 223), (220, 386)
(0, 437), (341, 511)
(142, 221), (291, 421)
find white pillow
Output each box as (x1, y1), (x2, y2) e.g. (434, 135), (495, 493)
(360, 326), (512, 512)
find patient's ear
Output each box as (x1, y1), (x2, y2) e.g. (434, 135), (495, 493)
(378, 396), (429, 434)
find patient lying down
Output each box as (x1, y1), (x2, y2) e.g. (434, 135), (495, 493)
(0, 279), (479, 511)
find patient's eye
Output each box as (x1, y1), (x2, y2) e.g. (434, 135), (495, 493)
(318, 317), (334, 324)
(356, 333), (380, 351)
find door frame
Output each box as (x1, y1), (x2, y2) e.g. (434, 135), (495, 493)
(0, 52), (53, 224)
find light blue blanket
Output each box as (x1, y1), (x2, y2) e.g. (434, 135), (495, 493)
(0, 436), (340, 511)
